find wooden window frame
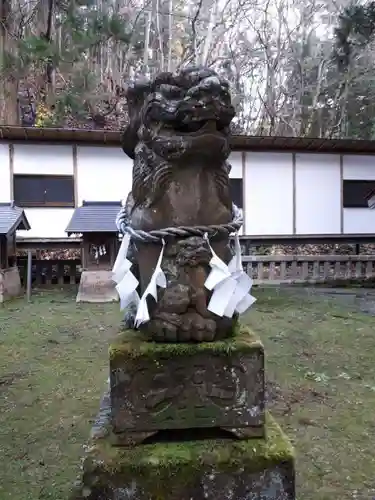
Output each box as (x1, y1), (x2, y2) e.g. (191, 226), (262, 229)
(13, 174), (75, 208)
(230, 178), (243, 209)
(343, 180), (375, 208)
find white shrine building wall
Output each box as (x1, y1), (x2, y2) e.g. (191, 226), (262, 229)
(0, 134), (374, 239)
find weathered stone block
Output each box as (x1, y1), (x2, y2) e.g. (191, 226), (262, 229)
(109, 325), (265, 442)
(76, 270), (119, 303)
(0, 266), (22, 303)
(71, 413), (295, 500)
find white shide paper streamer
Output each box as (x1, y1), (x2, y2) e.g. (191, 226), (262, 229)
(113, 229), (254, 327)
(112, 234), (140, 311)
(134, 239), (167, 327)
(92, 244), (107, 260)
(204, 232), (256, 317)
(112, 236), (167, 327)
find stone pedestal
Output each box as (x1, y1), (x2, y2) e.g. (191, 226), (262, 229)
(0, 266), (22, 303)
(76, 270), (119, 303)
(110, 326), (265, 445)
(72, 325), (295, 500)
(71, 413), (295, 500)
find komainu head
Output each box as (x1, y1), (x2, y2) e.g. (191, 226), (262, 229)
(122, 66), (235, 162)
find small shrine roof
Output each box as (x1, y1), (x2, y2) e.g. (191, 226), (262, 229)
(0, 203), (31, 236)
(65, 201), (121, 235)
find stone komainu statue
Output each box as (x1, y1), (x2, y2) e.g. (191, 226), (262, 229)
(117, 66), (239, 342)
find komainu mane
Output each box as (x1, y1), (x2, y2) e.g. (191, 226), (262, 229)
(118, 66), (239, 342)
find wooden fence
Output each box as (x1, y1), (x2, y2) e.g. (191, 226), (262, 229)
(16, 254), (375, 287)
(244, 255), (375, 284)
(17, 258), (82, 286)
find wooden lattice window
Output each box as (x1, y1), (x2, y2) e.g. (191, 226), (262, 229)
(13, 174), (75, 208)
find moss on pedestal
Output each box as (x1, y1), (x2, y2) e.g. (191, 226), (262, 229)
(75, 413), (294, 499)
(110, 323), (265, 434)
(109, 323), (261, 362)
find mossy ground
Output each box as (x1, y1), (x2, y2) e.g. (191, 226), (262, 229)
(1, 285), (375, 499)
(81, 412), (292, 497)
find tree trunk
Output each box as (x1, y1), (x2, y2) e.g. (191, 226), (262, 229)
(0, 0), (19, 125)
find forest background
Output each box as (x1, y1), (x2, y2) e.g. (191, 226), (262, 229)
(1, 0), (375, 137)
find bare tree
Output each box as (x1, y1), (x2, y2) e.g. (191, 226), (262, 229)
(0, 0), (373, 139)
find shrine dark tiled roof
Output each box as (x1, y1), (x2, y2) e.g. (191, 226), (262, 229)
(2, 126), (375, 154)
(0, 203), (31, 235)
(65, 201), (121, 234)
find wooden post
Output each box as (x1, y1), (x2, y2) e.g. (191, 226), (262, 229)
(26, 250), (32, 302)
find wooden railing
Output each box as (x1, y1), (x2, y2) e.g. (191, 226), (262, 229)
(14, 254), (375, 288)
(17, 258), (82, 286)
(243, 255), (375, 284)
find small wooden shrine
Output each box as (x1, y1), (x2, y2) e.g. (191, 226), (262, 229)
(66, 201), (121, 303)
(0, 203), (31, 303)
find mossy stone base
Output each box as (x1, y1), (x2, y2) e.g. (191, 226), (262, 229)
(71, 413), (295, 500)
(109, 325), (265, 442)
